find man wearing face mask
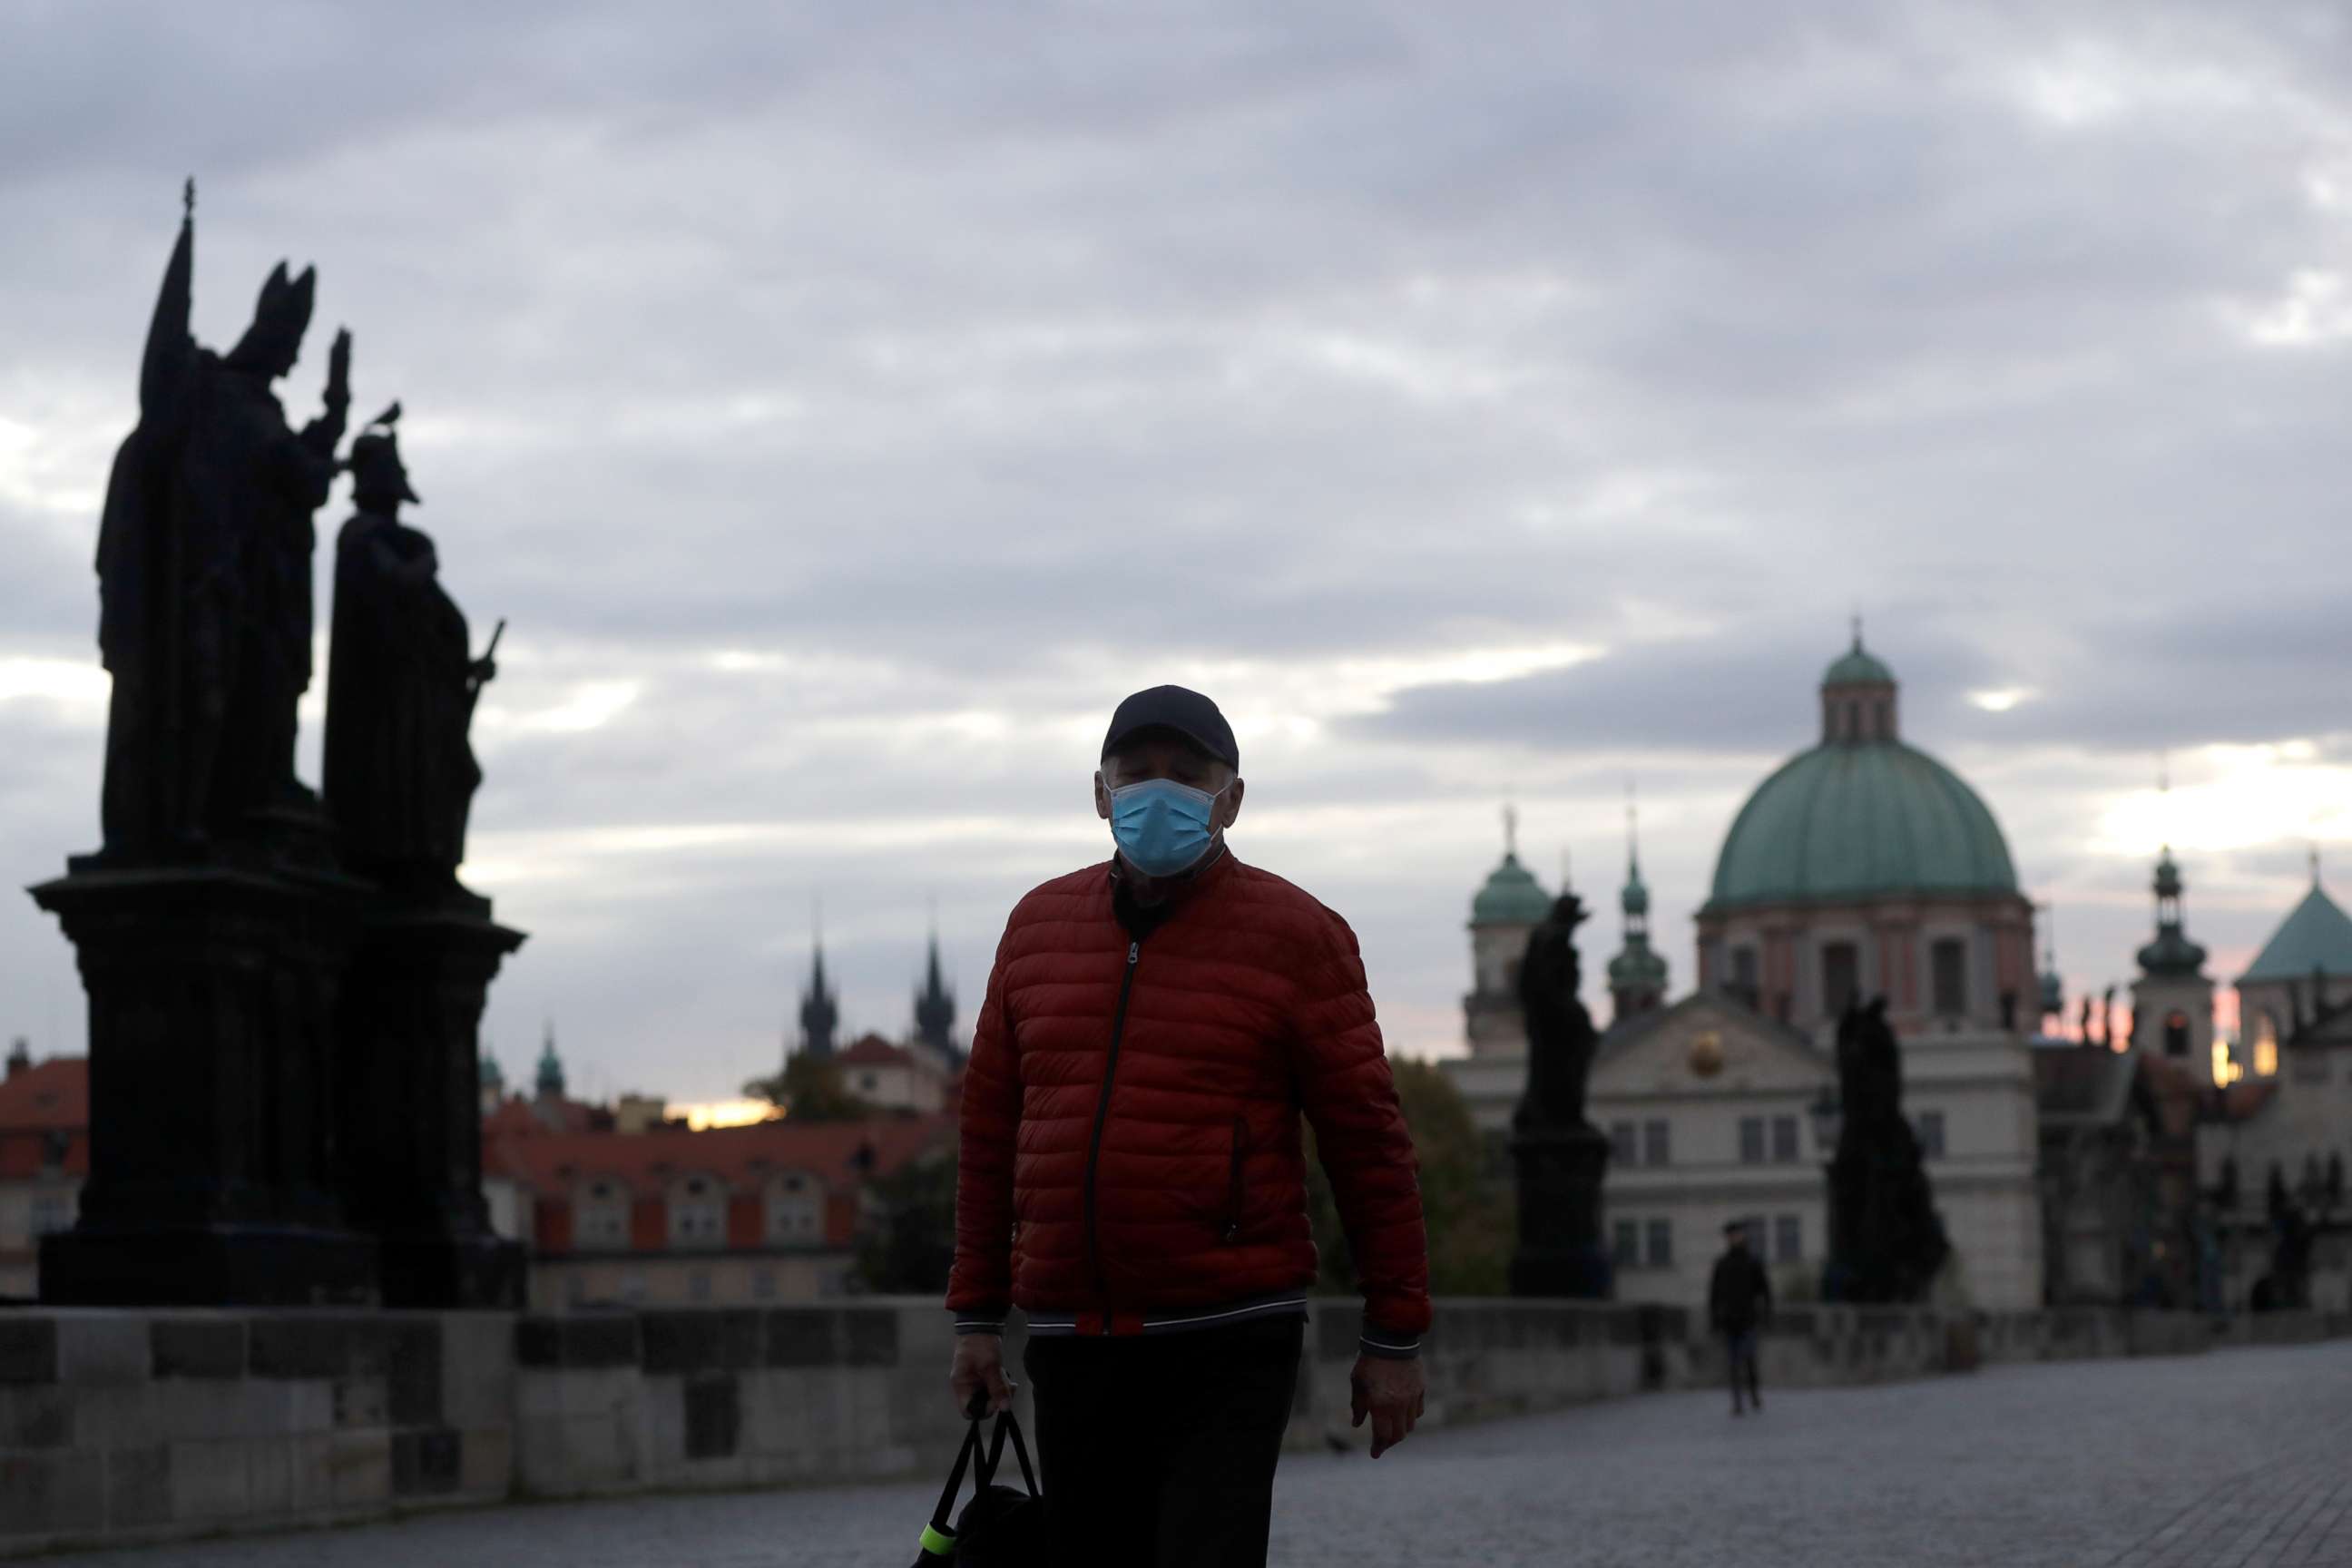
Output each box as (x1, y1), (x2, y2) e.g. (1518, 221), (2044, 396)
(946, 684), (1431, 1568)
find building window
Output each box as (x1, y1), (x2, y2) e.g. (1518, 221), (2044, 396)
(578, 1182), (629, 1249)
(688, 1269), (711, 1303)
(769, 1180), (823, 1243)
(1931, 939), (1967, 1016)
(1644, 1219), (1672, 1269)
(752, 1269), (777, 1301)
(1916, 1111), (1945, 1161)
(1642, 1120), (1671, 1168)
(1739, 1117), (1766, 1165)
(671, 1181), (726, 1250)
(1821, 942), (1858, 1014)
(1610, 1122), (1638, 1165)
(565, 1274), (587, 1307)
(1730, 947), (1759, 1006)
(1612, 1220), (1639, 1268)
(29, 1192), (73, 1236)
(1771, 1116), (1799, 1163)
(1774, 1215), (1802, 1263)
(858, 1073), (880, 1093)
(2164, 1011), (2190, 1058)
(620, 1272), (647, 1304)
(2254, 1011), (2279, 1078)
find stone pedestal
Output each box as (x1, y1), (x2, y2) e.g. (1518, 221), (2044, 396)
(1510, 1122), (1613, 1298)
(31, 860), (380, 1306)
(335, 892), (525, 1308)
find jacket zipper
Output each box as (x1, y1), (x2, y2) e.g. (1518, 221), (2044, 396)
(1221, 1114), (1248, 1243)
(1083, 939), (1142, 1335)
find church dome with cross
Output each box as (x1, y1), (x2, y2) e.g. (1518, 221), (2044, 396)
(1695, 630), (2039, 1039)
(1706, 633), (2020, 915)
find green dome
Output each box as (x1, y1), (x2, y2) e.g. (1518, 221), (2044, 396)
(1622, 865), (1651, 916)
(1707, 741), (2019, 912)
(1472, 851), (1552, 926)
(1608, 939), (1668, 990)
(1823, 644), (1896, 686)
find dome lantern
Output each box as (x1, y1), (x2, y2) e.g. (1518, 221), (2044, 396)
(1471, 805), (1552, 926)
(1820, 621), (1898, 745)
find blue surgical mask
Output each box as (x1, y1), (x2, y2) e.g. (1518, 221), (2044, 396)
(1108, 778), (1229, 877)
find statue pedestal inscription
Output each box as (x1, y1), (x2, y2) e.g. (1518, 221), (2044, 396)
(336, 894), (524, 1308)
(32, 862), (379, 1307)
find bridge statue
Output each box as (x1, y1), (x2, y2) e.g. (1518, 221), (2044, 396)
(1509, 891), (1613, 1298)
(33, 187), (523, 1311)
(94, 180), (348, 858)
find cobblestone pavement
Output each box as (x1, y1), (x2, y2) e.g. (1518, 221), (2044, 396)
(53, 1341), (2352, 1568)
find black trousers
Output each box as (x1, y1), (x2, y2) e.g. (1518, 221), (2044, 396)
(1725, 1327), (1761, 1408)
(1022, 1315), (1304, 1568)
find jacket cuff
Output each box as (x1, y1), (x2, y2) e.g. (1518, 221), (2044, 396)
(1358, 1327), (1421, 1360)
(951, 1309), (1007, 1337)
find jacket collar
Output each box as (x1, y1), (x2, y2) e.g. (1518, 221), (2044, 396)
(1107, 840), (1235, 939)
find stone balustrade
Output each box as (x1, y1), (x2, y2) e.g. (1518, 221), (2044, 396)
(0, 1298), (2343, 1556)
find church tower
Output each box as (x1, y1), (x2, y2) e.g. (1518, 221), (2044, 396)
(1606, 796), (1668, 1024)
(2036, 906), (2065, 1037)
(913, 932), (959, 1064)
(1464, 807), (1551, 1058)
(2130, 848), (2214, 1066)
(799, 941), (840, 1060)
(479, 1044), (505, 1117)
(534, 1022), (564, 1101)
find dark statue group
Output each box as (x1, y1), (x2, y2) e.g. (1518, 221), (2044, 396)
(30, 186), (522, 1308)
(1508, 894), (1947, 1307)
(1825, 998), (1950, 1304)
(98, 181), (494, 887)
(1509, 892), (1614, 1298)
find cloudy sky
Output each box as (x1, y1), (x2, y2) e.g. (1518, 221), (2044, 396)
(4, 2), (2348, 1105)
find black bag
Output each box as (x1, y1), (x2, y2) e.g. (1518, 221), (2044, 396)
(909, 1403), (1044, 1566)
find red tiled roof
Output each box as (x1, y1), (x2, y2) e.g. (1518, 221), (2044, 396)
(485, 1112), (951, 1194)
(482, 1093), (604, 1138)
(837, 1034), (915, 1069)
(0, 1058), (87, 1131)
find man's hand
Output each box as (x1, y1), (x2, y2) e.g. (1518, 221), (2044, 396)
(1348, 1355), (1425, 1458)
(949, 1333), (1015, 1417)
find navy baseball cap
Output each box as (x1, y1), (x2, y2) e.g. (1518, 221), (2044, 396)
(1101, 685), (1240, 770)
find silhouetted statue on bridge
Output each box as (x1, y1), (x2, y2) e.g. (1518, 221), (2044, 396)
(323, 407), (499, 896)
(94, 180), (349, 858)
(1510, 891), (1612, 1298)
(1824, 997), (1949, 1303)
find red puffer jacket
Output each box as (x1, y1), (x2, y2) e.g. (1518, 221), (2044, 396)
(946, 850), (1431, 1352)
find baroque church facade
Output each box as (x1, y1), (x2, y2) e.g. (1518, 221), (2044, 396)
(1442, 635), (2046, 1311)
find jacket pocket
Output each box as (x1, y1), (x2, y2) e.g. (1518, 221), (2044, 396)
(1220, 1115), (1249, 1243)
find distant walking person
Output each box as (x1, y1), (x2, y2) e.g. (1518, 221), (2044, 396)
(1710, 1220), (1772, 1416)
(947, 685), (1432, 1568)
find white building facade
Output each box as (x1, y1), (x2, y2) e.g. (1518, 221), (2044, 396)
(1444, 635), (2046, 1311)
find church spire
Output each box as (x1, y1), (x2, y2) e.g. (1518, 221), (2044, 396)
(798, 934), (839, 1061)
(1607, 785), (1667, 1024)
(914, 921), (959, 1062)
(2036, 903), (2064, 1030)
(2136, 844), (2207, 980)
(534, 1019), (564, 1099)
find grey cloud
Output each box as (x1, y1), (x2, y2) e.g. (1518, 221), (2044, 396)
(5, 0), (2350, 1093)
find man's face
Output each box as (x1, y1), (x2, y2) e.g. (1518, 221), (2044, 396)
(1729, 1229), (1749, 1252)
(1094, 732), (1244, 836)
